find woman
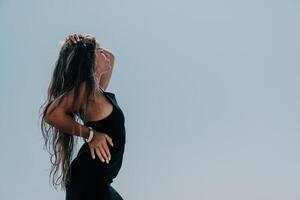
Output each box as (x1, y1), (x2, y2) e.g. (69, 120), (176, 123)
(39, 33), (126, 200)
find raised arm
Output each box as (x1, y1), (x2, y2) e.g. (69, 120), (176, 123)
(99, 48), (115, 91)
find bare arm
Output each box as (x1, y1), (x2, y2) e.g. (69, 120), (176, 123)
(45, 111), (90, 139)
(44, 81), (114, 163)
(44, 82), (90, 139)
(103, 48), (115, 70)
(64, 34), (115, 92)
(99, 48), (115, 91)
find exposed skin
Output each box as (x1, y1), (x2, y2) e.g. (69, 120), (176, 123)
(95, 42), (115, 91)
(66, 33), (115, 91)
(45, 33), (116, 164)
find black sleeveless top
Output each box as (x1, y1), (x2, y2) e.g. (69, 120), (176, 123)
(75, 88), (126, 183)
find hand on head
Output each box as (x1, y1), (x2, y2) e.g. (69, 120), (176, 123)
(64, 33), (115, 59)
(65, 33), (95, 44)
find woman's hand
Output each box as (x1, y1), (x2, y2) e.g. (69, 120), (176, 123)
(65, 33), (114, 58)
(88, 131), (114, 164)
(64, 33), (115, 68)
(101, 47), (115, 58)
(65, 33), (95, 44)
(65, 33), (85, 44)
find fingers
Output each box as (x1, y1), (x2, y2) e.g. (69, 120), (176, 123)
(85, 33), (95, 39)
(88, 132), (113, 164)
(105, 134), (114, 147)
(89, 146), (96, 159)
(65, 33), (83, 44)
(95, 147), (106, 163)
(101, 142), (111, 161)
(102, 51), (110, 59)
(94, 145), (110, 164)
(100, 144), (111, 163)
(78, 34), (85, 39)
(71, 34), (80, 43)
(89, 144), (104, 161)
(74, 34), (79, 42)
(67, 35), (76, 43)
(101, 47), (111, 55)
(102, 47), (114, 55)
(102, 48), (115, 59)
(90, 144), (112, 163)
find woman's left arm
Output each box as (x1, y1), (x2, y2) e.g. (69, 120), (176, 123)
(102, 47), (115, 68)
(99, 48), (115, 91)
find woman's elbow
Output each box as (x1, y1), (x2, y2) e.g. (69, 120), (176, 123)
(44, 113), (55, 124)
(44, 111), (61, 125)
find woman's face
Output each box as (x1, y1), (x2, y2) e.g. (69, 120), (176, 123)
(95, 42), (111, 75)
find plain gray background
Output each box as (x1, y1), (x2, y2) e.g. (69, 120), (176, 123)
(0, 0), (300, 199)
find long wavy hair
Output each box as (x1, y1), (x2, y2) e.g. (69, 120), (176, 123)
(39, 36), (100, 190)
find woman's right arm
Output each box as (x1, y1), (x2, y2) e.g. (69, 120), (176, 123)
(44, 82), (90, 139)
(44, 82), (113, 163)
(44, 111), (90, 139)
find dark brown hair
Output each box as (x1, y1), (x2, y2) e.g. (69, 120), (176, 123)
(39, 37), (99, 190)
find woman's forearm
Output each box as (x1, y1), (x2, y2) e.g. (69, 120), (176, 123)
(45, 112), (90, 139)
(102, 48), (115, 66)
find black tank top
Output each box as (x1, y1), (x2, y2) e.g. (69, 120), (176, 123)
(75, 88), (126, 182)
